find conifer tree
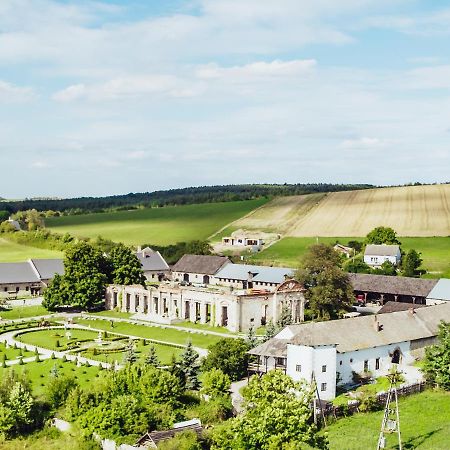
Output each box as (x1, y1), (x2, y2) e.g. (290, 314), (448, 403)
(179, 341), (200, 390)
(145, 345), (160, 367)
(123, 343), (138, 365)
(264, 320), (277, 342)
(246, 325), (258, 348)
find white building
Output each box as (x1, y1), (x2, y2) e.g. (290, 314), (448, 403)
(364, 244), (401, 267)
(222, 236), (264, 248)
(105, 279), (306, 332)
(249, 303), (450, 400)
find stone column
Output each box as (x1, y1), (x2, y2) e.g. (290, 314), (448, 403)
(200, 303), (207, 324)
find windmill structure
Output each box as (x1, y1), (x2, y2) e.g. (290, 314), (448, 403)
(376, 371), (402, 450)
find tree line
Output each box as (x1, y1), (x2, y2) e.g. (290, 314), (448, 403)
(1, 183), (373, 215)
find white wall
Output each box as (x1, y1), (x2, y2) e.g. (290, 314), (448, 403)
(286, 344), (337, 400)
(364, 254), (400, 267)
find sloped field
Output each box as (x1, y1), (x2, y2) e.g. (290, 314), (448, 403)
(289, 184), (450, 237)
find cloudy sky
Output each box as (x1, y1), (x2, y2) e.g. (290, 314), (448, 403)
(1, 0), (450, 198)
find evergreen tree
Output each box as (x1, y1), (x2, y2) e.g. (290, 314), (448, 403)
(276, 305), (292, 329)
(424, 321), (450, 390)
(179, 341), (200, 390)
(402, 249), (423, 277)
(264, 320), (277, 342)
(50, 363), (59, 378)
(246, 325), (258, 349)
(123, 343), (138, 365)
(146, 345), (160, 367)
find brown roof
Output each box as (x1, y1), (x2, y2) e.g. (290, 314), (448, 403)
(172, 254), (230, 275)
(349, 273), (438, 297)
(378, 301), (427, 314)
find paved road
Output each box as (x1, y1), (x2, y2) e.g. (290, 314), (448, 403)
(230, 379), (248, 414)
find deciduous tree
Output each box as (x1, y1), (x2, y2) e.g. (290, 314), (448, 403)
(424, 321), (450, 390)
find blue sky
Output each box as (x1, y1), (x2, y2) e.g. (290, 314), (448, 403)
(1, 0), (450, 198)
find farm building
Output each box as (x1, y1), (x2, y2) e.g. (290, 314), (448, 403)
(349, 273), (437, 305)
(426, 278), (450, 305)
(105, 279), (306, 332)
(364, 244), (401, 267)
(135, 247), (170, 282)
(171, 254), (230, 285)
(222, 235), (264, 248)
(333, 244), (354, 258)
(0, 259), (64, 298)
(6, 217), (21, 231)
(249, 302), (450, 400)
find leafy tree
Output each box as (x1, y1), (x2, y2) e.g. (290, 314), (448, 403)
(202, 338), (249, 382)
(200, 369), (231, 398)
(145, 345), (160, 367)
(43, 241), (108, 310)
(109, 243), (146, 286)
(365, 226), (401, 245)
(210, 370), (327, 450)
(45, 375), (77, 409)
(0, 221), (16, 233)
(344, 257), (371, 274)
(276, 305), (292, 329)
(372, 261), (397, 276)
(179, 341), (200, 390)
(8, 381), (34, 431)
(424, 321), (450, 390)
(297, 244), (353, 320)
(347, 240), (363, 253)
(402, 249), (423, 277)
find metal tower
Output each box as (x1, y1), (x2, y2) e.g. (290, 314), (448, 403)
(377, 373), (402, 450)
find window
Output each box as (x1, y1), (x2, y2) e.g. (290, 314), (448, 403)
(339, 360), (343, 366)
(321, 383), (327, 392)
(364, 360), (369, 372)
(322, 365), (327, 373)
(296, 364), (301, 372)
(350, 358), (353, 363)
(276, 357), (286, 366)
(375, 358), (380, 370)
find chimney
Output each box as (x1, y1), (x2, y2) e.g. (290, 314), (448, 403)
(137, 245), (142, 253)
(373, 315), (381, 332)
(408, 307), (416, 316)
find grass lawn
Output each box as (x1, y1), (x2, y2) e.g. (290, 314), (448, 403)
(175, 320), (233, 335)
(0, 341), (34, 360)
(325, 390), (450, 449)
(74, 318), (223, 348)
(45, 199), (268, 245)
(0, 305), (50, 321)
(18, 328), (101, 351)
(332, 377), (393, 407)
(251, 236), (450, 277)
(0, 237), (62, 262)
(88, 310), (133, 319)
(0, 358), (102, 397)
(79, 339), (183, 365)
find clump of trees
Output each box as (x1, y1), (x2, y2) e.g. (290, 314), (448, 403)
(43, 241), (145, 311)
(210, 370), (328, 449)
(423, 321), (450, 390)
(296, 244), (354, 320)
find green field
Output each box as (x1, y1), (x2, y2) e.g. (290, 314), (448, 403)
(0, 341), (34, 360)
(251, 236), (450, 277)
(74, 318), (223, 348)
(0, 238), (62, 262)
(45, 199), (268, 245)
(326, 390), (450, 449)
(0, 305), (50, 320)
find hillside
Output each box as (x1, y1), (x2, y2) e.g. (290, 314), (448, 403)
(236, 184), (450, 237)
(45, 199), (268, 246)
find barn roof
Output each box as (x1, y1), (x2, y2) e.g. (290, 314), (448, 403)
(249, 302), (450, 355)
(377, 301), (427, 314)
(30, 259), (64, 280)
(172, 254), (230, 275)
(0, 262), (40, 284)
(349, 273), (438, 297)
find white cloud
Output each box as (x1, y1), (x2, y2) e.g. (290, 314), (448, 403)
(31, 160), (50, 169)
(0, 80), (34, 102)
(196, 59), (317, 80)
(338, 137), (390, 150)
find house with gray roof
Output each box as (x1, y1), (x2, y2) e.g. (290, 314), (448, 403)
(0, 259), (63, 298)
(249, 302), (450, 400)
(135, 247), (170, 282)
(172, 254), (230, 285)
(364, 244), (401, 268)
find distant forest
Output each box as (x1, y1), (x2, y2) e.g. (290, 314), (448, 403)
(1, 183), (374, 214)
